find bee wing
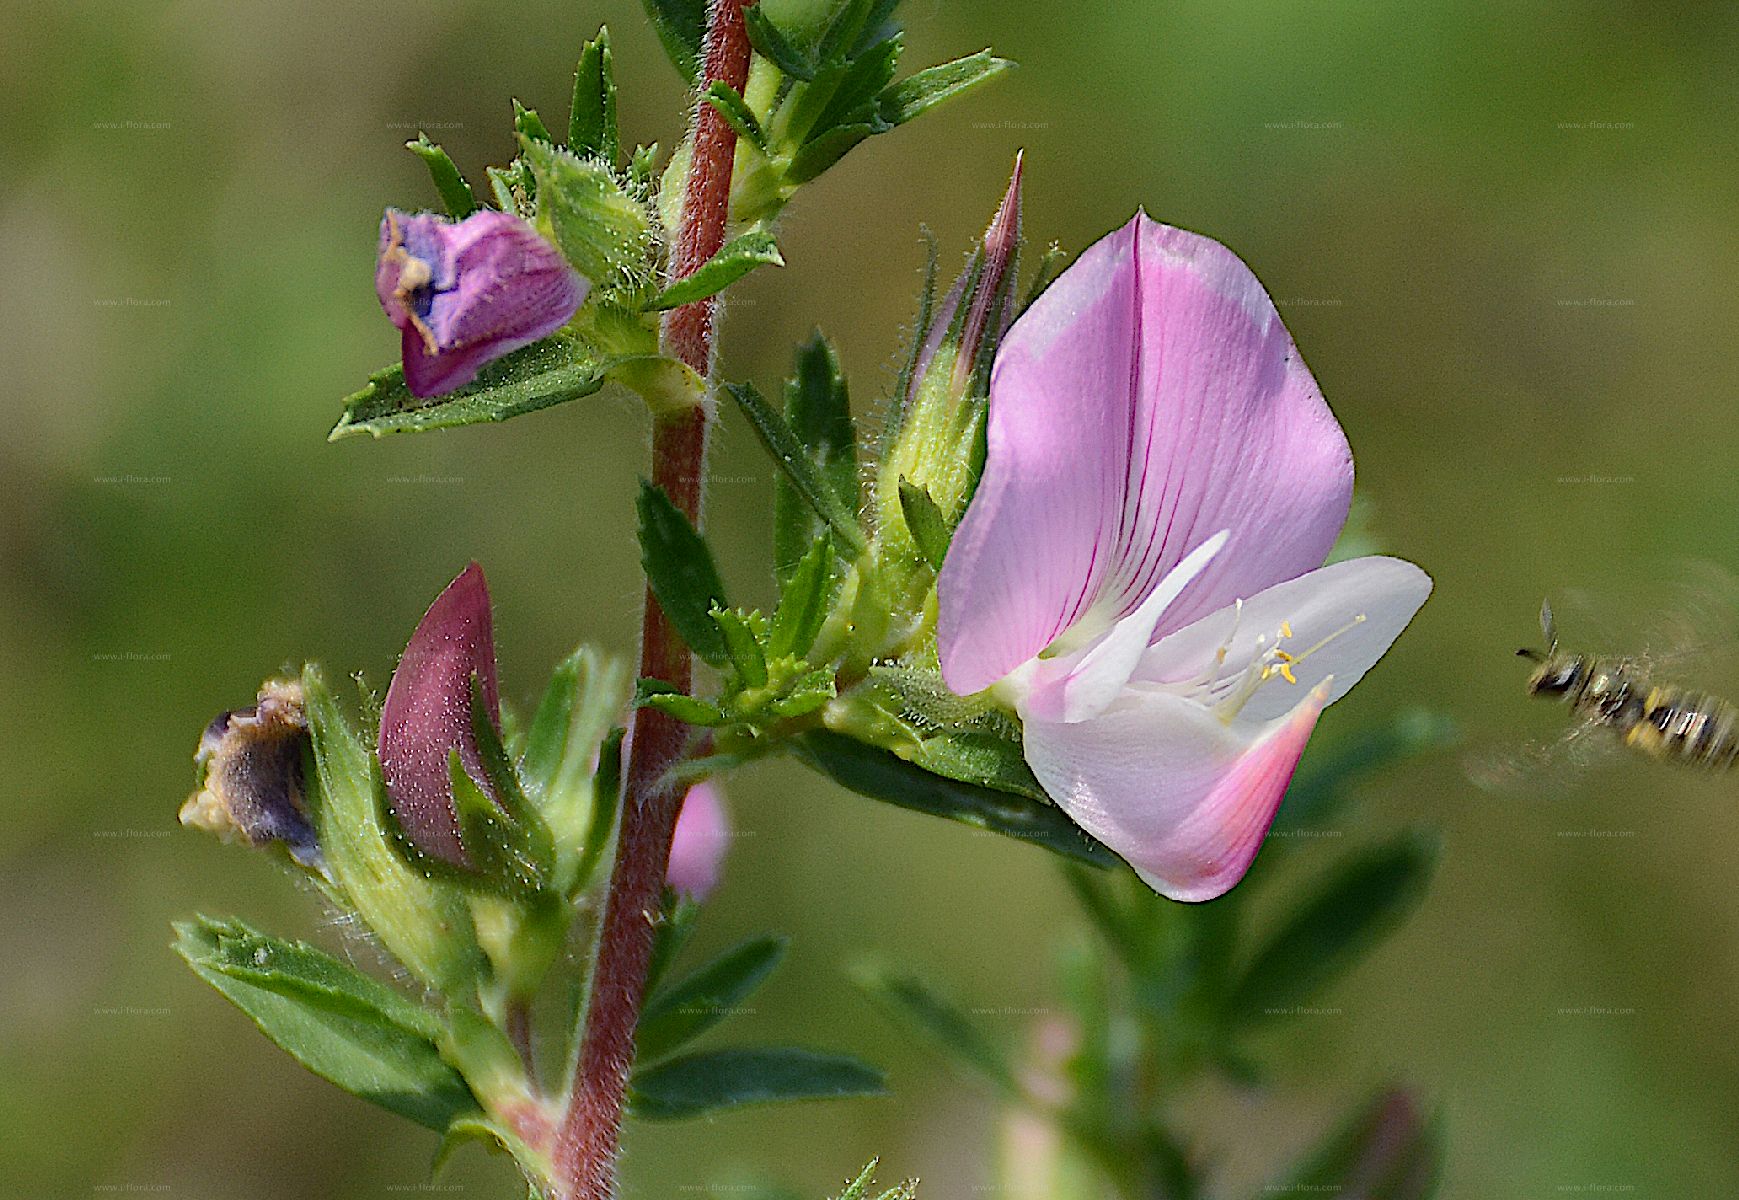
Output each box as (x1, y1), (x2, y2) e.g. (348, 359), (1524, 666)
(1631, 560), (1739, 685)
(1463, 713), (1615, 796)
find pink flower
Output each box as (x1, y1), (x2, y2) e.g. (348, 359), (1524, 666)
(937, 214), (1430, 901)
(377, 562), (503, 867)
(666, 782), (729, 900)
(376, 209), (587, 398)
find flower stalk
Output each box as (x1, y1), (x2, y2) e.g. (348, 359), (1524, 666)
(551, 2), (751, 1196)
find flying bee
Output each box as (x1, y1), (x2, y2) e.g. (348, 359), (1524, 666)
(1516, 600), (1739, 770)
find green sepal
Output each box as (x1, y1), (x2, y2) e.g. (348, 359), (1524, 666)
(793, 729), (1115, 867)
(876, 50), (1012, 126)
(768, 537), (836, 660)
(637, 480), (732, 668)
(629, 142), (661, 190)
(638, 935), (788, 1063)
(651, 224), (784, 310)
(713, 607), (770, 688)
(728, 379), (867, 560)
(406, 135), (480, 218)
(1020, 242), (1067, 313)
(462, 675), (558, 892)
(635, 678), (730, 728)
(1271, 1089), (1442, 1200)
(445, 750), (551, 897)
(630, 1046), (886, 1120)
(434, 1112), (552, 1192)
(522, 137), (654, 293)
(329, 336), (616, 440)
(836, 1160), (916, 1200)
(301, 666), (482, 991)
(639, 0), (706, 81)
(851, 961), (1018, 1095)
(518, 647), (627, 895)
(895, 479), (950, 571)
(439, 1002), (537, 1117)
(513, 99), (554, 144)
(1226, 830), (1439, 1028)
(173, 916), (478, 1131)
(703, 82), (771, 155)
(569, 27), (621, 165)
(765, 667), (835, 719)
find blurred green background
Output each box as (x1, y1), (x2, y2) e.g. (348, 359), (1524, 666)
(6, 0), (1739, 1195)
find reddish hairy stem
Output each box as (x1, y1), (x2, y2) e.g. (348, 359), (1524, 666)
(551, 3), (749, 1197)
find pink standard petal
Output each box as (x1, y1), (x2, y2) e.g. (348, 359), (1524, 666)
(1021, 684), (1328, 902)
(377, 562), (503, 866)
(939, 214), (1353, 695)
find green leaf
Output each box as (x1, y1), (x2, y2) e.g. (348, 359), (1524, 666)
(1227, 831), (1439, 1027)
(651, 224), (784, 310)
(569, 27), (621, 164)
(704, 81), (771, 155)
(173, 916), (476, 1130)
(768, 538), (836, 660)
(630, 1046), (886, 1119)
(522, 138), (653, 290)
(639, 0), (706, 81)
(513, 99), (554, 144)
(808, 35), (903, 138)
(644, 891), (702, 998)
(744, 3), (821, 80)
(792, 730), (1115, 867)
(895, 479), (950, 571)
(301, 667), (481, 991)
(637, 481), (731, 668)
(785, 121), (878, 184)
(638, 935), (788, 1063)
(329, 336), (615, 440)
(1272, 1089), (1442, 1200)
(406, 135), (480, 218)
(773, 335), (860, 582)
(713, 608), (770, 688)
(728, 380), (868, 560)
(851, 962), (1017, 1094)
(876, 51), (1012, 127)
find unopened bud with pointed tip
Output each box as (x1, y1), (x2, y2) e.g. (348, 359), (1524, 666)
(876, 154), (1024, 563)
(377, 563), (504, 867)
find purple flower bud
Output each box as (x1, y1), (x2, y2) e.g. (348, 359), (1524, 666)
(666, 782), (729, 900)
(377, 563), (503, 867)
(181, 679), (322, 870)
(375, 209), (588, 399)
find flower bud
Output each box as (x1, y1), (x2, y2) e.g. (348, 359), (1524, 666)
(377, 563), (503, 867)
(875, 153), (1023, 543)
(666, 782), (729, 900)
(376, 208), (588, 398)
(181, 679), (321, 870)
